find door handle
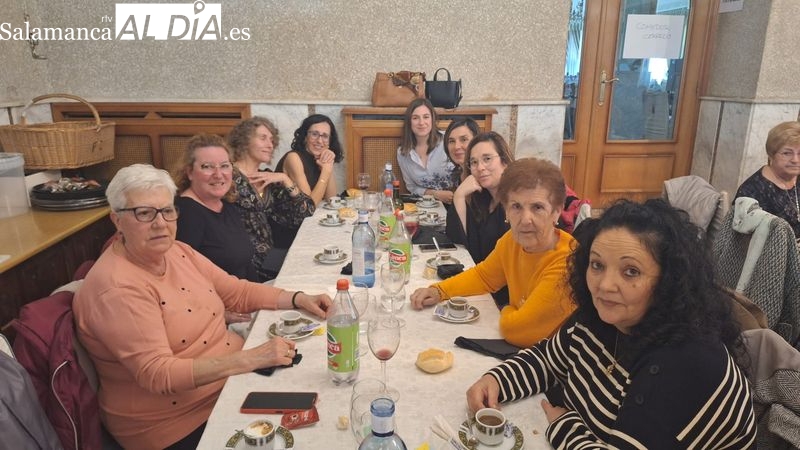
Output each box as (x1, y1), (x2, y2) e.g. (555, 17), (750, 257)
(597, 70), (620, 106)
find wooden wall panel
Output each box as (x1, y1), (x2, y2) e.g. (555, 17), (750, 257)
(600, 154), (674, 193)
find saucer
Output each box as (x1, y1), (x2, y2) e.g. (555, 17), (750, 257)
(458, 419), (523, 450)
(419, 216), (445, 226)
(416, 200), (440, 209)
(268, 317), (317, 340)
(318, 218), (345, 227)
(322, 202), (342, 210)
(433, 304), (480, 323)
(314, 252), (348, 265)
(225, 425), (294, 449)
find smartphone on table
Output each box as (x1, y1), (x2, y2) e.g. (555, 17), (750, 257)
(240, 392), (318, 414)
(419, 242), (457, 253)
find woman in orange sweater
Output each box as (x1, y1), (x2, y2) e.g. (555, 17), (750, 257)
(410, 158), (575, 347)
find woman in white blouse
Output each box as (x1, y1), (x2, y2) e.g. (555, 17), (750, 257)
(396, 98), (455, 203)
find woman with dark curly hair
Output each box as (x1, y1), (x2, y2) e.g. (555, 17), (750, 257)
(467, 199), (756, 449)
(275, 114), (343, 206)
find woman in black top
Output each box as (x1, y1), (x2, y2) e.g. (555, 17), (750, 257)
(275, 114), (343, 206)
(735, 120), (800, 237)
(445, 132), (513, 308)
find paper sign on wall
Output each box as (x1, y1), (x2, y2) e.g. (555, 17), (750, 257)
(622, 14), (685, 59)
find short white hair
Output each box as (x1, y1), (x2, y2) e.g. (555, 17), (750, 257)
(106, 164), (177, 210)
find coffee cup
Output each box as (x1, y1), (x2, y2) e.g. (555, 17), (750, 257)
(243, 419), (276, 449)
(329, 196), (343, 208)
(278, 310), (303, 335)
(323, 245), (341, 260)
(446, 297), (469, 319)
(422, 194), (435, 205)
(475, 408), (506, 446)
(325, 211), (340, 224)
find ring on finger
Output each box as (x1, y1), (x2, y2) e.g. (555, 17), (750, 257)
(285, 349), (292, 357)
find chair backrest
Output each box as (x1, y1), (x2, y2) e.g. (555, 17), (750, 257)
(11, 291), (102, 450)
(662, 175), (723, 234)
(714, 199), (800, 345)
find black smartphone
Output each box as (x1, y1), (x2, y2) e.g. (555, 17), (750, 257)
(240, 391), (318, 414)
(419, 243), (457, 252)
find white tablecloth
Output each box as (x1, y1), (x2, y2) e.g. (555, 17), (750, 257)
(197, 206), (552, 450)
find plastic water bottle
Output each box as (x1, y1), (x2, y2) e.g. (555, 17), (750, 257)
(388, 210), (411, 281)
(379, 162), (395, 191)
(352, 210), (376, 288)
(357, 398), (407, 450)
(378, 189), (396, 251)
(327, 279), (360, 385)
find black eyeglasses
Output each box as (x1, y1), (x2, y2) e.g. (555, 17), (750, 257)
(117, 206), (180, 222)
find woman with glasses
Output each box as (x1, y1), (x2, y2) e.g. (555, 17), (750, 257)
(735, 121), (800, 237)
(275, 114), (343, 206)
(73, 164), (331, 450)
(445, 132), (514, 308)
(411, 158), (576, 348)
(396, 98), (455, 203)
(174, 134), (262, 282)
(228, 117), (314, 275)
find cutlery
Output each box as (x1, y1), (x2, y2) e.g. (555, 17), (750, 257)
(432, 415), (469, 450)
(465, 410), (478, 447)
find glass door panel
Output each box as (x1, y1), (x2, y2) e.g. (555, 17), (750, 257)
(563, 0), (587, 140)
(607, 0), (689, 141)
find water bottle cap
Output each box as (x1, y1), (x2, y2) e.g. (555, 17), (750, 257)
(336, 279), (349, 290)
(392, 180), (400, 186)
(358, 210), (369, 221)
(370, 397), (395, 417)
(384, 188), (392, 196)
(384, 163), (392, 170)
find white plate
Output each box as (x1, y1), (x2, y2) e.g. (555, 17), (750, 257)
(416, 200), (440, 209)
(318, 218), (345, 227)
(433, 304), (480, 323)
(322, 202), (342, 210)
(225, 425), (295, 449)
(267, 317), (318, 340)
(458, 420), (524, 450)
(313, 252), (348, 265)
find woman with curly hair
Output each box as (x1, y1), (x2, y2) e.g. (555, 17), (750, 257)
(228, 117), (314, 278)
(466, 199), (756, 449)
(275, 114), (343, 206)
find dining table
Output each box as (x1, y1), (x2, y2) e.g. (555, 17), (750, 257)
(196, 201), (553, 450)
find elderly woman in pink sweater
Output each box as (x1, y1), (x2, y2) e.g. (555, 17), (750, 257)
(73, 164), (331, 450)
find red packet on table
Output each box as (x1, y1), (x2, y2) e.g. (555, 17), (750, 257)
(281, 406), (320, 430)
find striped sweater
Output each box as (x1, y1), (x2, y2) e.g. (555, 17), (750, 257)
(488, 321), (757, 449)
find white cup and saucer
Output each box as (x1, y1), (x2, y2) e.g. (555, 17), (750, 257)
(327, 196), (343, 209)
(446, 297), (470, 320)
(418, 194), (437, 208)
(276, 310), (304, 336)
(321, 211), (341, 226)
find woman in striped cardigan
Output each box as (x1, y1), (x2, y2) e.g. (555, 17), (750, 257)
(467, 199), (756, 449)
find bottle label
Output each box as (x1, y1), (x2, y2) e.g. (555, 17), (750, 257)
(378, 216), (396, 241)
(327, 322), (359, 373)
(388, 243), (411, 275)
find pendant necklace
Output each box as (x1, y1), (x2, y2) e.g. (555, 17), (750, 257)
(787, 183), (800, 221)
(606, 332), (619, 375)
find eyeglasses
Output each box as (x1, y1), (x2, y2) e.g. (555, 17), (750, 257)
(468, 154), (500, 169)
(308, 131), (330, 142)
(117, 206), (180, 222)
(776, 149), (800, 160)
(197, 162), (233, 174)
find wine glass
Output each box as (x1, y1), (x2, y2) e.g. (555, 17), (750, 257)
(367, 317), (401, 401)
(379, 263), (406, 326)
(351, 283), (374, 356)
(403, 214), (419, 238)
(357, 172), (371, 191)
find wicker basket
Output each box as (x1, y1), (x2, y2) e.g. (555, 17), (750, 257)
(0, 93), (115, 169)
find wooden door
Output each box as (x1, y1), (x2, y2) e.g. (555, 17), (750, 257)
(561, 0), (717, 207)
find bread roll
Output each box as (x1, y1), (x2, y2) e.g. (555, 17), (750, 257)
(415, 348), (453, 373)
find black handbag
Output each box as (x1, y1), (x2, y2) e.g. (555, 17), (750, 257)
(425, 68), (462, 109)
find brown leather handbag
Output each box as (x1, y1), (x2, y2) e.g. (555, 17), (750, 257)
(371, 71), (426, 107)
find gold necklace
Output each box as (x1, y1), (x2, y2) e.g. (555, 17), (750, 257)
(606, 332), (619, 375)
